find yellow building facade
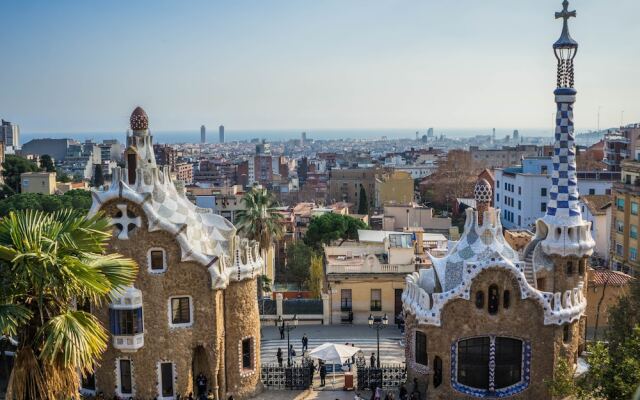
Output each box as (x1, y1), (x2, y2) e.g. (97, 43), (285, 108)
(611, 159), (640, 276)
(375, 170), (414, 208)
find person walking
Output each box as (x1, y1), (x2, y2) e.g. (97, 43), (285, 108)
(276, 347), (283, 367)
(319, 362), (327, 387)
(279, 324), (285, 340)
(302, 333), (308, 352)
(196, 373), (207, 398)
(370, 352), (376, 368)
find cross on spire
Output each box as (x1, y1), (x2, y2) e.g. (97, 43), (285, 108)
(555, 0), (576, 25)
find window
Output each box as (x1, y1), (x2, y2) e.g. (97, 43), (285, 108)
(169, 297), (192, 327)
(541, 188), (547, 196)
(148, 248), (166, 272)
(475, 291), (484, 309)
(633, 202), (639, 215)
(496, 194), (500, 202)
(541, 165), (548, 174)
(370, 289), (382, 311)
(160, 362), (174, 397)
(563, 324), (571, 343)
(456, 337), (525, 393)
(341, 289), (352, 311)
(433, 356), (443, 388)
(616, 220), (625, 234)
(518, 200), (521, 210)
(503, 290), (511, 309)
(488, 285), (499, 315)
(631, 225), (638, 239)
(616, 242), (624, 256)
(631, 248), (638, 261)
(578, 260), (585, 276)
(541, 202), (547, 212)
(415, 332), (428, 366)
(389, 234), (412, 248)
(566, 261), (573, 276)
(118, 359), (133, 395)
(457, 337), (490, 389)
(536, 278), (546, 291)
(589, 188), (595, 195)
(518, 186), (521, 195)
(242, 338), (254, 370)
(496, 181), (500, 189)
(617, 198), (625, 211)
(494, 338), (523, 389)
(81, 373), (96, 392)
(109, 308), (143, 335)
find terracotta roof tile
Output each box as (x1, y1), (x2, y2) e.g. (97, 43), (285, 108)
(588, 269), (635, 286)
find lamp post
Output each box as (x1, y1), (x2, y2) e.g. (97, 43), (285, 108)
(276, 314), (298, 367)
(368, 314), (388, 368)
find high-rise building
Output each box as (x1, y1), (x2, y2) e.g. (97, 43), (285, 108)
(200, 125), (206, 144)
(219, 125), (225, 143)
(301, 131), (307, 145)
(403, 3), (593, 398)
(1, 119), (20, 148)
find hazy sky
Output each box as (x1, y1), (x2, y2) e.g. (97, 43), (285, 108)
(1, 0), (638, 134)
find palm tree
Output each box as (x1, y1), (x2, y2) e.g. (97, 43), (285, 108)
(0, 209), (137, 400)
(235, 187), (283, 297)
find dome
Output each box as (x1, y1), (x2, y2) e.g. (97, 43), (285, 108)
(474, 178), (492, 204)
(130, 106), (149, 130)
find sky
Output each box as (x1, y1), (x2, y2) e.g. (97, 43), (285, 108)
(1, 0), (639, 134)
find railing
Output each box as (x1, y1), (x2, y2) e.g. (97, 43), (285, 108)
(327, 263), (415, 274)
(259, 299), (277, 315)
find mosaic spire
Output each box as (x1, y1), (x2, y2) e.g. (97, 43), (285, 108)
(543, 0), (582, 226)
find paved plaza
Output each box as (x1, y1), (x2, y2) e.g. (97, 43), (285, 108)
(261, 324), (405, 365)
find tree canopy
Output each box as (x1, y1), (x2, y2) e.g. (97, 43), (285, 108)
(357, 185), (369, 215)
(0, 190), (92, 217)
(39, 154), (55, 172)
(304, 213), (368, 252)
(308, 254), (324, 298)
(1, 155), (40, 194)
(282, 242), (314, 289)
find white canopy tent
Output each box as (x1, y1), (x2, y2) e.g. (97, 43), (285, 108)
(308, 343), (361, 384)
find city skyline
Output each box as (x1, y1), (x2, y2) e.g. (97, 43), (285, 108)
(1, 0), (639, 134)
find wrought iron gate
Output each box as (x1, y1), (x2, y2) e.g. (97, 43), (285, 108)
(261, 364), (313, 390)
(356, 365), (406, 390)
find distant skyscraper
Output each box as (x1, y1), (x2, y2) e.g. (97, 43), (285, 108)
(513, 129), (520, 142)
(415, 131), (419, 140)
(492, 127), (496, 144)
(219, 125), (225, 143)
(301, 131), (307, 145)
(427, 127), (434, 138)
(1, 119), (20, 148)
(200, 125), (206, 144)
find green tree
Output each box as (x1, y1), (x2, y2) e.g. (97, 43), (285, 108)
(308, 254), (324, 298)
(1, 155), (40, 193)
(57, 173), (71, 183)
(0, 190), (92, 217)
(304, 213), (368, 252)
(545, 357), (579, 398)
(284, 242), (313, 290)
(235, 187), (284, 296)
(0, 209), (137, 399)
(357, 185), (369, 215)
(38, 155), (55, 172)
(92, 164), (105, 187)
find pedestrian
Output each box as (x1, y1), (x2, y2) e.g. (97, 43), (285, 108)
(289, 344), (296, 360)
(302, 333), (308, 351)
(370, 352), (376, 367)
(319, 362), (327, 386)
(196, 373), (207, 397)
(384, 393), (395, 400)
(310, 360), (316, 377)
(399, 384), (408, 400)
(276, 347), (283, 367)
(279, 325), (285, 339)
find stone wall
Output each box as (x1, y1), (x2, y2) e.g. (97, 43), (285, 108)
(224, 278), (263, 399)
(94, 200), (224, 398)
(405, 267), (580, 399)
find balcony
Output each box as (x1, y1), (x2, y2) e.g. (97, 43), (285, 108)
(326, 263), (415, 274)
(113, 333), (144, 352)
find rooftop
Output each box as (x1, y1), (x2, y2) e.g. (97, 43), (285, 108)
(588, 269), (635, 287)
(580, 195), (612, 216)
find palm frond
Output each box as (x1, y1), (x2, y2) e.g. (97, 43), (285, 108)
(37, 310), (108, 373)
(0, 303), (32, 336)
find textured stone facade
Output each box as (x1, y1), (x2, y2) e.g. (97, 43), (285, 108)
(89, 107), (263, 400)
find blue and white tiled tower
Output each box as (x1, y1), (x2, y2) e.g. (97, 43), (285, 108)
(538, 0), (594, 258)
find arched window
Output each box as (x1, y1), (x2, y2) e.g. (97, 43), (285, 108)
(475, 291), (484, 309)
(488, 285), (499, 314)
(566, 261), (573, 276)
(503, 290), (511, 309)
(433, 356), (443, 388)
(455, 336), (527, 396)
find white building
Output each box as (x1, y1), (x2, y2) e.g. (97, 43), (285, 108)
(579, 195), (612, 265)
(1, 119), (20, 148)
(494, 157), (616, 229)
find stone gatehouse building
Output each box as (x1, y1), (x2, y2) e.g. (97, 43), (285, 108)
(84, 107), (263, 400)
(402, 3), (594, 398)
